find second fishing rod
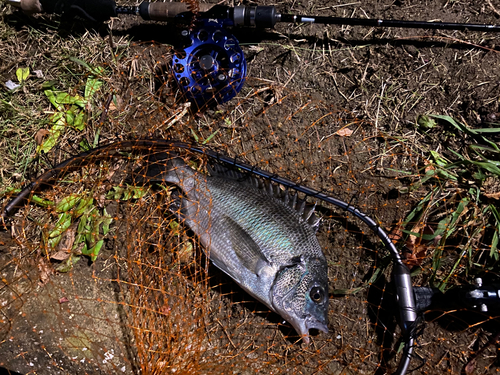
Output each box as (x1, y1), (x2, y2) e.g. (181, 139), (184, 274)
(8, 0), (500, 31)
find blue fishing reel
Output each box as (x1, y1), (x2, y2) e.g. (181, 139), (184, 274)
(172, 20), (247, 108)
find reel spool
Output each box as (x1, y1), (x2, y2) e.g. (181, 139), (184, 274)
(171, 21), (247, 108)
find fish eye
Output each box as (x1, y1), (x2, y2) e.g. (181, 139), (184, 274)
(309, 286), (324, 303)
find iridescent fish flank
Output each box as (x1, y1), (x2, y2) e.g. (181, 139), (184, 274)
(140, 155), (329, 343)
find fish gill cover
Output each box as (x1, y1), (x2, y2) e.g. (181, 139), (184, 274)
(1, 1), (500, 375)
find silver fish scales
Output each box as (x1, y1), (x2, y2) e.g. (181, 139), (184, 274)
(144, 156), (329, 343)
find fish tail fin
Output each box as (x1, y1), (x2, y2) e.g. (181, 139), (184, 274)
(133, 152), (194, 185)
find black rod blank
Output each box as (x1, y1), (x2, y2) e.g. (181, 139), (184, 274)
(278, 13), (500, 32)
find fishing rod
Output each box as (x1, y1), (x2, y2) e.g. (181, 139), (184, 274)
(7, 0), (500, 108)
(8, 0), (500, 31)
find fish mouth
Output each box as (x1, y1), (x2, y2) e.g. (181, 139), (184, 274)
(290, 316), (328, 344)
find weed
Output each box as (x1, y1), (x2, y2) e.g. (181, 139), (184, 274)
(398, 115), (500, 291)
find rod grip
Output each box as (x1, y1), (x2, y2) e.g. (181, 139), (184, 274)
(8, 0), (43, 14)
(139, 1), (214, 21)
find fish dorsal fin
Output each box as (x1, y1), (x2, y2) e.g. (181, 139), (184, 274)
(220, 215), (271, 277)
(208, 163), (266, 191)
(284, 189), (321, 232)
(209, 163), (321, 231)
(208, 163), (250, 181)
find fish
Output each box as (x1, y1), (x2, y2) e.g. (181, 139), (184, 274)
(139, 154), (329, 343)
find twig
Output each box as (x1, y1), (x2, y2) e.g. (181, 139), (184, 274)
(488, 0), (500, 17)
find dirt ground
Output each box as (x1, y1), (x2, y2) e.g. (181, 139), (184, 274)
(1, 0), (500, 374)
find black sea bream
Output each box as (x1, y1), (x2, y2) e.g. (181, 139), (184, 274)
(144, 156), (329, 343)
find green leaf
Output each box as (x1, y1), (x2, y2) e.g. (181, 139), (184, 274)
(429, 150), (449, 167)
(55, 194), (81, 213)
(69, 56), (104, 76)
(417, 115), (437, 129)
(490, 230), (499, 261)
(30, 195), (54, 208)
(82, 239), (104, 262)
(55, 92), (86, 107)
(170, 220), (180, 236)
(49, 212), (72, 239)
(430, 114), (500, 150)
(131, 186), (149, 199)
(55, 254), (81, 272)
(48, 233), (62, 249)
(85, 78), (103, 101)
(106, 186), (124, 200)
(470, 144), (500, 154)
(79, 139), (92, 152)
(37, 112), (66, 153)
(44, 90), (64, 111)
(16, 67), (30, 83)
(106, 185), (149, 201)
(85, 214), (98, 248)
(101, 208), (113, 236)
(448, 159), (500, 177)
(202, 129), (219, 145)
(190, 128), (200, 142)
(66, 107), (75, 126)
(73, 111), (86, 131)
(75, 212), (91, 243)
(73, 197), (94, 217)
(41, 81), (56, 90)
(92, 128), (100, 148)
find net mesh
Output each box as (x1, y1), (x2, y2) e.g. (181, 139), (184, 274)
(1, 2), (500, 374)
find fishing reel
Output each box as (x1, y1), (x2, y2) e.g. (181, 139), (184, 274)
(8, 0), (500, 110)
(172, 20), (247, 108)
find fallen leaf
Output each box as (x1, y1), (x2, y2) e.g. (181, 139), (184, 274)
(55, 226), (76, 253)
(485, 192), (500, 200)
(5, 80), (20, 91)
(390, 220), (435, 268)
(38, 258), (53, 285)
(424, 160), (435, 173)
(35, 129), (50, 145)
(34, 70), (44, 79)
(388, 224), (404, 244)
(464, 358), (476, 375)
(336, 128), (353, 137)
(50, 250), (71, 261)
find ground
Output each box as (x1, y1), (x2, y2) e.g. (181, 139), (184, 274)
(0, 0), (500, 374)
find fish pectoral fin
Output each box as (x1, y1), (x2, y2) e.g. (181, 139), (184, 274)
(210, 257), (242, 283)
(222, 215), (271, 276)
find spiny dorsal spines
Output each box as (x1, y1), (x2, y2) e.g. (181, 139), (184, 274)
(274, 184), (282, 198)
(298, 200), (306, 216)
(303, 202), (317, 222)
(308, 214), (321, 232)
(284, 189), (290, 205)
(290, 192), (298, 210)
(267, 181), (274, 196)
